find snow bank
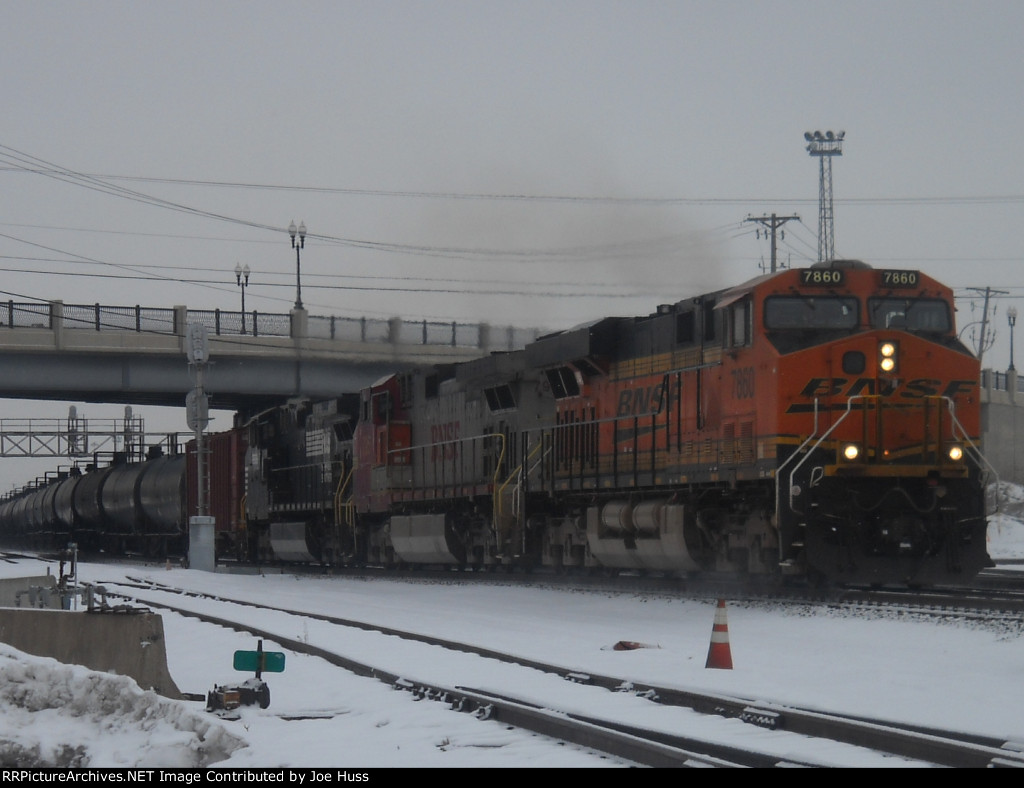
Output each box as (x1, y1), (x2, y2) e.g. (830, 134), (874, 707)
(0, 644), (245, 768)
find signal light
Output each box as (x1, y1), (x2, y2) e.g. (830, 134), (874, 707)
(878, 341), (898, 374)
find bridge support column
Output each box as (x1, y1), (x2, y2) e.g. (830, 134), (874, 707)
(173, 305), (188, 337)
(290, 307), (308, 340)
(52, 300), (64, 350)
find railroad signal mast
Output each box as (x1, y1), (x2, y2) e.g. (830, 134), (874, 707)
(805, 130), (844, 262)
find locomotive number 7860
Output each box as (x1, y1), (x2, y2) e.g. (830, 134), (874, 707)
(731, 367), (755, 399)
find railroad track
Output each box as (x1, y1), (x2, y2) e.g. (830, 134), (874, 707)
(102, 575), (1024, 768)
(35, 547), (1024, 609)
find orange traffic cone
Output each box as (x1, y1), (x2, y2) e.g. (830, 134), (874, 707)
(705, 599), (733, 669)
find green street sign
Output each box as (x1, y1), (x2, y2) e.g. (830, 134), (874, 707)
(233, 649), (286, 673)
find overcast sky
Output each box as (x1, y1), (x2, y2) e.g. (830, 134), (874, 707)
(0, 1), (1022, 485)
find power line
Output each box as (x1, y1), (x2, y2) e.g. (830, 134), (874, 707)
(5, 164), (1024, 206)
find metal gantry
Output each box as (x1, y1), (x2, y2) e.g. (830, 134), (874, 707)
(0, 409), (146, 460)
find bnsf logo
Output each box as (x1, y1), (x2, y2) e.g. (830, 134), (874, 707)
(430, 421), (459, 460)
(786, 377), (977, 414)
(798, 377), (976, 399)
(616, 380), (682, 417)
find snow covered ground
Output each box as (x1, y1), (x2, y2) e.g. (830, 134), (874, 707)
(0, 495), (1022, 769)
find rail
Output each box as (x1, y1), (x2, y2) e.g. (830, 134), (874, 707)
(0, 300), (541, 352)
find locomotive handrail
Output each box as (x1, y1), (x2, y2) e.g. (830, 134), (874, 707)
(389, 431), (506, 499)
(786, 396), (861, 515)
(495, 436), (530, 522)
(496, 462), (524, 522)
(499, 440), (545, 523)
(943, 396), (1001, 514)
(774, 398), (821, 529)
(784, 394), (996, 517)
(492, 432), (507, 494)
(333, 465), (355, 531)
(510, 439), (550, 556)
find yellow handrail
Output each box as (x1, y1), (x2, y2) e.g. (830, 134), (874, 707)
(334, 465), (355, 530)
(495, 437), (542, 520)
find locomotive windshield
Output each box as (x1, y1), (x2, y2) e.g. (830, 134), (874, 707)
(763, 295), (859, 330)
(868, 297), (951, 332)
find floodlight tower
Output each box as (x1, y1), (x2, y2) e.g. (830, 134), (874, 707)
(804, 130), (844, 262)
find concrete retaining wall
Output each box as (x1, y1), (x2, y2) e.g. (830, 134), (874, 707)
(0, 607), (183, 699)
(0, 575), (59, 608)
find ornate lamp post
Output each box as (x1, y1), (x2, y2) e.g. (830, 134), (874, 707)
(234, 262), (251, 334)
(288, 220), (306, 310)
(1009, 306), (1017, 372)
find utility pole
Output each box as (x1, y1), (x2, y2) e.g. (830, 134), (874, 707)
(964, 286), (1008, 363)
(746, 213), (800, 273)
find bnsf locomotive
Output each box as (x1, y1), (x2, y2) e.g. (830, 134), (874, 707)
(0, 260), (995, 587)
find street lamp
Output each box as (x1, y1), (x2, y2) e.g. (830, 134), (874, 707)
(234, 262), (251, 334)
(288, 220), (306, 310)
(1008, 306), (1017, 372)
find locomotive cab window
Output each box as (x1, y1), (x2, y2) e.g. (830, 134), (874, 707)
(763, 296), (859, 330)
(372, 391), (391, 422)
(728, 299), (752, 348)
(868, 298), (951, 332)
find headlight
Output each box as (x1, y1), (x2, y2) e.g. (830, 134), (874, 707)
(842, 443), (861, 461)
(878, 341), (898, 373)
(947, 445), (964, 462)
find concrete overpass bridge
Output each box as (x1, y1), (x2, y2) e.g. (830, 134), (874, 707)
(0, 299), (540, 416)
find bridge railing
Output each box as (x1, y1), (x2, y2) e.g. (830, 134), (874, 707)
(61, 304), (177, 333)
(982, 368), (1024, 394)
(1, 302), (56, 330)
(180, 309), (290, 338)
(0, 301), (541, 352)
